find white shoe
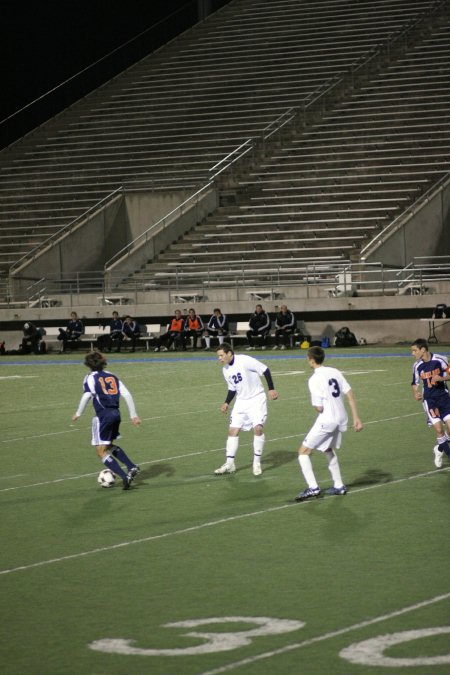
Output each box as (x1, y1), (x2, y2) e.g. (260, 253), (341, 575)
(433, 445), (444, 468)
(261, 346), (267, 350)
(246, 346), (255, 351)
(161, 346), (168, 352)
(253, 463), (262, 476)
(273, 345), (278, 350)
(214, 461), (236, 475)
(280, 345), (286, 350)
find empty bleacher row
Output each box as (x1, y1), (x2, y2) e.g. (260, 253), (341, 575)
(0, 0), (441, 287)
(126, 7), (450, 289)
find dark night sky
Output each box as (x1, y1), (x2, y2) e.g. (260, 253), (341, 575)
(1, 0), (231, 146)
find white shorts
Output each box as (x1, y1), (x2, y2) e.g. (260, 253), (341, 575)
(230, 394), (267, 431)
(303, 418), (344, 452)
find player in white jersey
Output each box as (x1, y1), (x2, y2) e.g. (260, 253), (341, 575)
(214, 343), (278, 476)
(295, 346), (362, 502)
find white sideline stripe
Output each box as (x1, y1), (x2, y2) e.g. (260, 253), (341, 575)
(198, 592), (450, 675)
(0, 467), (448, 577)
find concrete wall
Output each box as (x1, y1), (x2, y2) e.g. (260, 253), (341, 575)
(105, 186), (218, 285)
(8, 188), (193, 301)
(365, 180), (450, 266)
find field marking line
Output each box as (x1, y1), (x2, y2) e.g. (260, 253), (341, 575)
(0, 466), (448, 577)
(0, 411), (424, 494)
(0, 411), (424, 493)
(198, 592), (450, 675)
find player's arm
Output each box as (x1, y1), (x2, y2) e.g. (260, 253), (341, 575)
(72, 391), (92, 421)
(263, 367), (278, 400)
(221, 389), (236, 413)
(345, 389), (363, 431)
(411, 383), (422, 400)
(119, 382), (141, 425)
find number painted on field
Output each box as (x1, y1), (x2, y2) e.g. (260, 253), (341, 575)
(340, 627), (450, 667)
(89, 616), (304, 656)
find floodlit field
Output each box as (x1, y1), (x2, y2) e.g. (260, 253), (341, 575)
(0, 346), (449, 675)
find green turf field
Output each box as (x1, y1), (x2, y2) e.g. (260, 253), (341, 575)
(0, 346), (449, 675)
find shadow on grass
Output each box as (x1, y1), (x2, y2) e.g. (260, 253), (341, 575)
(349, 468), (392, 488)
(139, 462), (176, 480)
(262, 449), (297, 471)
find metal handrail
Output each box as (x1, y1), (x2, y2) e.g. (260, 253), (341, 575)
(104, 181), (214, 270)
(9, 185), (124, 275)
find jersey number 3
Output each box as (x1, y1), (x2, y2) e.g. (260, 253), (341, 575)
(328, 378), (341, 398)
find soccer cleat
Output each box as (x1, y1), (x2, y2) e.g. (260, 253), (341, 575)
(273, 345), (279, 350)
(161, 346), (168, 352)
(280, 345), (287, 350)
(326, 485), (347, 496)
(127, 465), (140, 481)
(295, 487), (321, 502)
(433, 445), (444, 468)
(122, 475), (132, 490)
(214, 461), (236, 475)
(246, 346), (255, 351)
(252, 463), (262, 476)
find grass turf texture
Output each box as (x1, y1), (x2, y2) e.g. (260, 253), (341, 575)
(0, 347), (449, 674)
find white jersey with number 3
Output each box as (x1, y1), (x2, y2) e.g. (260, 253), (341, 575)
(308, 365), (351, 431)
(222, 354), (267, 400)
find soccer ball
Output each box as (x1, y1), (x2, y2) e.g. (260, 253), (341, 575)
(97, 469), (116, 488)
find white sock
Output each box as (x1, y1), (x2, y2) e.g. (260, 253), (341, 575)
(253, 434), (265, 463)
(298, 454), (318, 489)
(226, 436), (239, 463)
(205, 335), (210, 348)
(218, 335), (224, 345)
(326, 450), (344, 487)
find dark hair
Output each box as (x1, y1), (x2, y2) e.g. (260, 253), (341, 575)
(84, 350), (107, 371)
(307, 346), (325, 364)
(411, 338), (428, 350)
(216, 342), (233, 355)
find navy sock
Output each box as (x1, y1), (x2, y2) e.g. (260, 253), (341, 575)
(437, 437), (450, 459)
(111, 445), (135, 471)
(103, 454), (127, 479)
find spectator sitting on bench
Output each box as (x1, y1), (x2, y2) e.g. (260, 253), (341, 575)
(154, 309), (185, 352)
(184, 308), (204, 350)
(97, 311), (123, 352)
(204, 308), (229, 350)
(21, 322), (44, 354)
(274, 305), (296, 350)
(116, 315), (141, 353)
(58, 312), (84, 353)
(246, 304), (271, 350)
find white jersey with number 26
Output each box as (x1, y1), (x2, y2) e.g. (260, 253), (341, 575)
(308, 365), (351, 431)
(222, 354), (268, 400)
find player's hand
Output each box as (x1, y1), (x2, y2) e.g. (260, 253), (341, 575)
(71, 414), (79, 422)
(413, 391), (422, 401)
(220, 403), (229, 414)
(353, 419), (363, 432)
(268, 389), (278, 400)
(131, 416), (141, 426)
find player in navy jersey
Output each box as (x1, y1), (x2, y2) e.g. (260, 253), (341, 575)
(411, 338), (450, 468)
(72, 351), (141, 489)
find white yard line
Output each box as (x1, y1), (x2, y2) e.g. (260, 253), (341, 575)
(198, 592), (450, 675)
(0, 466), (447, 577)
